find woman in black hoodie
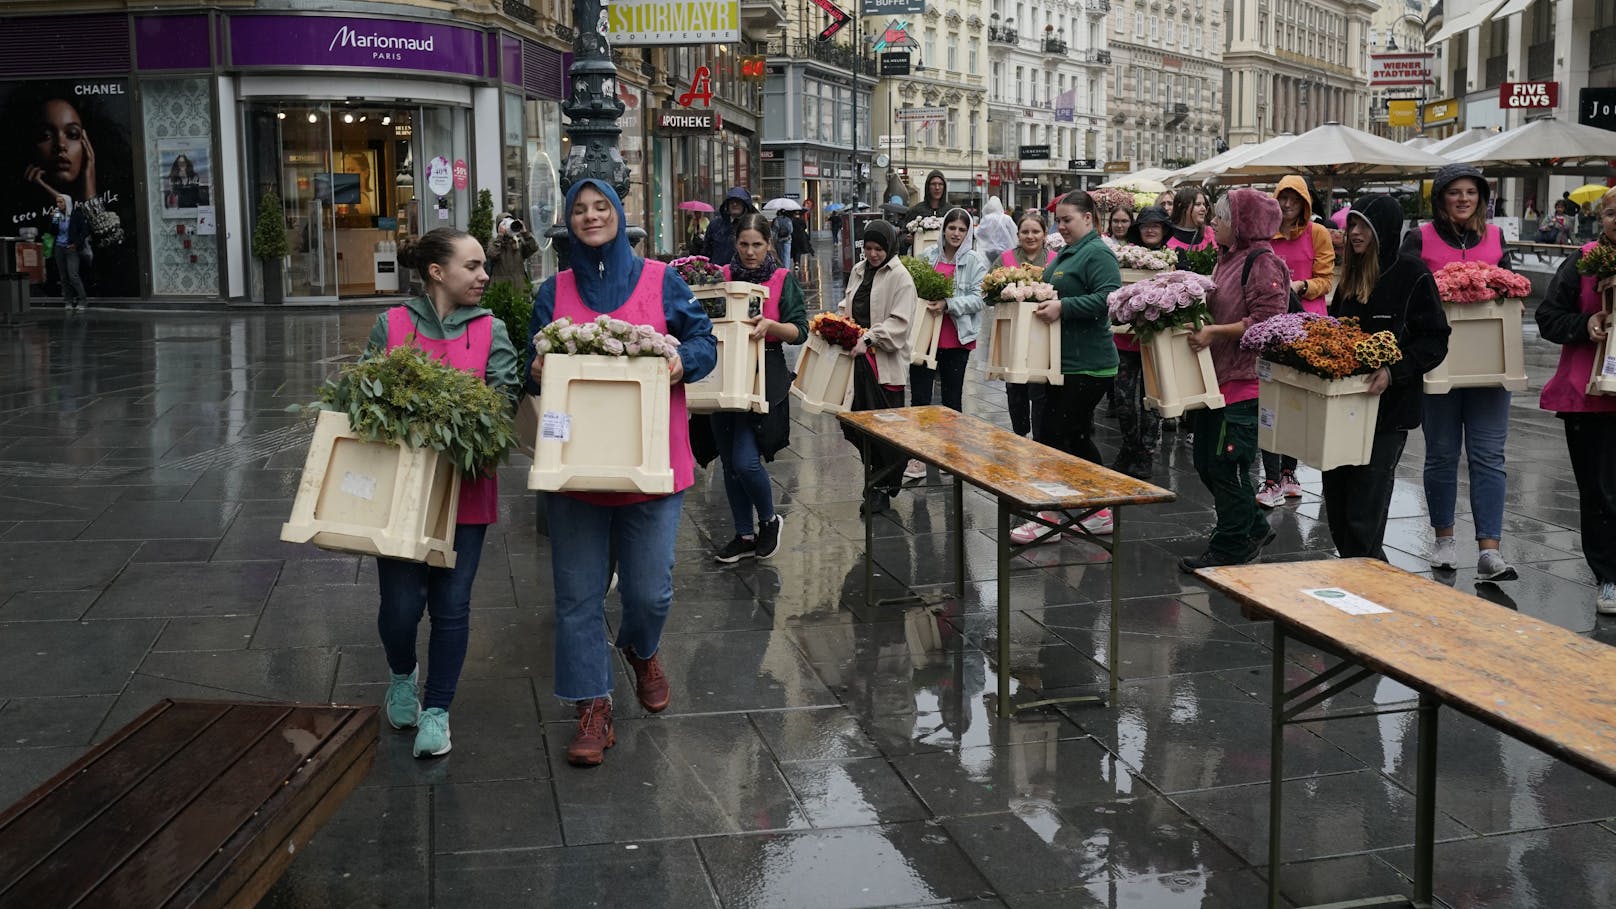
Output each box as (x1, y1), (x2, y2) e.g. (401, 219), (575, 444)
(1322, 195), (1450, 561)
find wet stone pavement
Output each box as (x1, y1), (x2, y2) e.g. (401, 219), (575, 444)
(2, 305), (1615, 909)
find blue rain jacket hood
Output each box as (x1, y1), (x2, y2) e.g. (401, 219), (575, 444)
(565, 179), (642, 306)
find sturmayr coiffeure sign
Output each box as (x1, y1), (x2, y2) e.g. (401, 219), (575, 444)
(228, 15), (487, 78)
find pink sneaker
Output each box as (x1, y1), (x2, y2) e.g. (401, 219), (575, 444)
(1010, 512), (1064, 545)
(1255, 482), (1285, 509)
(1078, 509), (1114, 535)
(1279, 471), (1304, 498)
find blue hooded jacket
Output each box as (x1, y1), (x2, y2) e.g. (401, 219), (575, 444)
(701, 186), (756, 267)
(524, 179), (716, 393)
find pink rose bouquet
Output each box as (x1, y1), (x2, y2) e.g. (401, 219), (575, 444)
(997, 280), (1059, 303)
(670, 255), (725, 286)
(1089, 187), (1135, 214)
(1432, 261), (1532, 304)
(534, 315), (680, 359)
(1106, 270), (1215, 342)
(1113, 243), (1178, 271)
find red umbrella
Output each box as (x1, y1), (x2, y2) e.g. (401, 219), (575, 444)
(678, 200), (714, 212)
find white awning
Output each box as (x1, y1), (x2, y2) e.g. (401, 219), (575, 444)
(1491, 0), (1535, 19)
(1426, 0), (1508, 45)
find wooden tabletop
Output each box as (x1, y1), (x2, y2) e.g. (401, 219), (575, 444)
(838, 406), (1176, 511)
(1198, 558), (1616, 785)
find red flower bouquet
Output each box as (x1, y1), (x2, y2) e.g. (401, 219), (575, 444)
(1432, 261), (1531, 304)
(810, 312), (864, 350)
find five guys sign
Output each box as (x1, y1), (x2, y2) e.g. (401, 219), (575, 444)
(1499, 82), (1559, 108)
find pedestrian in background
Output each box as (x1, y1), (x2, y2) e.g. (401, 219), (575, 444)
(48, 194), (88, 310)
(487, 215), (538, 287)
(1110, 205), (1174, 480)
(703, 186), (756, 267)
(1106, 206), (1134, 240)
(975, 196), (1017, 264)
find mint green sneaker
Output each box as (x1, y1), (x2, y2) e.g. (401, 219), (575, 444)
(413, 708), (451, 758)
(385, 667), (420, 730)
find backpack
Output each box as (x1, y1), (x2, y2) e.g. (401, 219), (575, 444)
(1241, 249), (1303, 314)
(774, 215), (792, 242)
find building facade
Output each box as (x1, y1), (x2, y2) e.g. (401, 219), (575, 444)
(1106, 0), (1225, 173)
(1222, 0), (1377, 146)
(1367, 0), (1431, 140)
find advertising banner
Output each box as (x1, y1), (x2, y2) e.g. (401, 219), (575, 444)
(1369, 53), (1433, 87)
(1499, 81), (1558, 109)
(1581, 88), (1616, 133)
(157, 139), (212, 218)
(606, 0), (740, 45)
(1423, 97), (1459, 126)
(1387, 100), (1418, 127)
(1, 78), (137, 297)
(864, 0), (927, 14)
(229, 15), (486, 78)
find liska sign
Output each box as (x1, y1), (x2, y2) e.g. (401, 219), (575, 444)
(1499, 81), (1559, 109)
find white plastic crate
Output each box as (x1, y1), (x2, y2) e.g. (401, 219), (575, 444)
(690, 281), (768, 322)
(909, 304), (946, 370)
(526, 354), (673, 494)
(686, 320), (768, 413)
(280, 410), (460, 567)
(1140, 327), (1225, 418)
(1257, 360), (1380, 470)
(1423, 299), (1528, 394)
(1586, 278), (1616, 396)
(985, 301), (1064, 386)
(790, 334), (857, 414)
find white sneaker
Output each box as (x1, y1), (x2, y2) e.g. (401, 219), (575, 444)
(1010, 512), (1064, 545)
(1429, 537), (1458, 570)
(1598, 582), (1616, 615)
(1255, 482), (1285, 509)
(903, 459), (928, 480)
(1476, 549), (1518, 582)
(1078, 509), (1114, 536)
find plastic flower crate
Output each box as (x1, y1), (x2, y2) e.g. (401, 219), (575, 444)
(1257, 360), (1380, 470)
(1140, 327), (1225, 418)
(690, 281), (768, 322)
(791, 334), (857, 414)
(1423, 299), (1528, 394)
(1118, 267), (1163, 286)
(280, 410), (461, 568)
(909, 304), (946, 370)
(526, 354), (674, 494)
(687, 321), (768, 413)
(912, 228), (941, 254)
(1586, 277), (1616, 396)
(986, 301), (1064, 385)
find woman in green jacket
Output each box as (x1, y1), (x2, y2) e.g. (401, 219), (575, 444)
(1011, 190), (1122, 544)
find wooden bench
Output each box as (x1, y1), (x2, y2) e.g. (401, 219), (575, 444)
(840, 406), (1176, 716)
(1197, 558), (1616, 909)
(1508, 239), (1581, 265)
(0, 699), (378, 908)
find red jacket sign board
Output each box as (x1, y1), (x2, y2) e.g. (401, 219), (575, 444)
(1500, 82), (1559, 108)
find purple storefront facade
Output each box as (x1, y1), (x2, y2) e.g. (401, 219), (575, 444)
(0, 8), (565, 303)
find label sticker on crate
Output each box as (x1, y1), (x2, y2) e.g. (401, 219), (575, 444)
(541, 411), (572, 442)
(1259, 407), (1276, 429)
(1302, 587), (1391, 616)
(339, 471), (377, 501)
(1030, 481), (1081, 497)
(1256, 360), (1273, 380)
(1603, 355), (1616, 377)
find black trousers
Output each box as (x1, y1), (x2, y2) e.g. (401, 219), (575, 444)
(1321, 430), (1408, 561)
(1113, 349), (1161, 468)
(1034, 374), (1112, 464)
(1564, 413), (1616, 583)
(910, 347), (971, 412)
(1006, 382), (1046, 438)
(843, 356), (907, 493)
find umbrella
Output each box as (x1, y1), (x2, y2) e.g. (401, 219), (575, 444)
(1570, 183), (1614, 207)
(677, 200), (714, 213)
(1422, 127), (1498, 158)
(825, 202), (845, 212)
(1218, 123), (1449, 181)
(1403, 136), (1435, 149)
(1450, 117), (1616, 168)
(1164, 135), (1296, 185)
(762, 197), (803, 212)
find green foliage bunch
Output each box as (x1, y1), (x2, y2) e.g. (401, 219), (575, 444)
(1180, 245), (1219, 276)
(481, 280), (535, 359)
(900, 256), (956, 302)
(305, 346), (517, 476)
(1577, 243), (1616, 279)
(470, 189), (495, 253)
(251, 192), (289, 260)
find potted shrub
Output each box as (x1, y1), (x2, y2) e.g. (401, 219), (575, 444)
(901, 255), (954, 370)
(251, 191), (289, 305)
(791, 312), (863, 414)
(470, 189), (495, 253)
(1107, 270), (1224, 418)
(280, 346), (519, 566)
(1423, 261), (1532, 394)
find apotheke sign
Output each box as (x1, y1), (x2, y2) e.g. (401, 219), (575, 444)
(656, 108), (721, 132)
(230, 15), (486, 77)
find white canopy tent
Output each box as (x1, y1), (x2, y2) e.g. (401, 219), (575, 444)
(1449, 117), (1616, 169)
(1096, 167), (1174, 189)
(1422, 127), (1499, 158)
(1215, 123), (1450, 184)
(1163, 134), (1297, 185)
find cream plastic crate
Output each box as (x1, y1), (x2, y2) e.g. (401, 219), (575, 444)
(687, 320), (768, 413)
(526, 354), (673, 494)
(985, 301), (1065, 385)
(1423, 299), (1528, 394)
(909, 303), (946, 369)
(1257, 360), (1380, 470)
(791, 334), (857, 414)
(1140, 327), (1225, 418)
(280, 410), (460, 568)
(1118, 267), (1166, 285)
(1586, 278), (1616, 396)
(690, 281), (768, 322)
(912, 227), (941, 253)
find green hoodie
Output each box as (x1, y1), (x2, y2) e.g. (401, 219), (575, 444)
(365, 295), (522, 401)
(1045, 230), (1121, 376)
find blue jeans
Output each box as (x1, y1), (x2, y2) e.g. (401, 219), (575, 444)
(548, 492), (684, 702)
(1422, 387), (1510, 540)
(376, 522), (489, 710)
(710, 413), (775, 536)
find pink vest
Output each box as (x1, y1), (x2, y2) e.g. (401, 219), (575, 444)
(1540, 242), (1616, 415)
(931, 260), (974, 350)
(1418, 221), (1505, 269)
(1167, 227), (1214, 253)
(719, 264), (785, 323)
(1271, 226), (1328, 315)
(385, 306), (499, 525)
(553, 259), (695, 504)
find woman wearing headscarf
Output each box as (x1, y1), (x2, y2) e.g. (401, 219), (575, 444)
(1000, 212), (1056, 439)
(1401, 163), (1518, 581)
(524, 180), (716, 767)
(903, 207), (988, 479)
(1109, 206), (1174, 479)
(1535, 186), (1616, 614)
(1324, 195), (1450, 561)
(975, 196), (1018, 264)
(837, 220), (917, 516)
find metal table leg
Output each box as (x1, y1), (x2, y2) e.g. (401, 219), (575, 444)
(953, 475), (966, 600)
(1413, 692), (1440, 909)
(1108, 507), (1122, 702)
(997, 497), (1012, 719)
(863, 436), (874, 608)
(1268, 624), (1287, 909)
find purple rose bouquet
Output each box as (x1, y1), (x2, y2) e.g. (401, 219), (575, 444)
(1238, 312), (1331, 357)
(1105, 270), (1215, 342)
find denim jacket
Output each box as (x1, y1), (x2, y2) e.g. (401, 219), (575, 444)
(919, 243), (987, 345)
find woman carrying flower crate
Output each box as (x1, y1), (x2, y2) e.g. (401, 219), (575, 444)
(1010, 190), (1122, 544)
(1108, 205), (1175, 479)
(1256, 175), (1338, 508)
(836, 219), (918, 516)
(708, 212), (810, 564)
(901, 208), (988, 480)
(1324, 195), (1451, 561)
(1535, 186), (1616, 614)
(524, 180), (717, 767)
(1000, 213), (1056, 438)
(1399, 164), (1518, 580)
(1178, 190), (1291, 571)
(365, 228), (523, 759)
